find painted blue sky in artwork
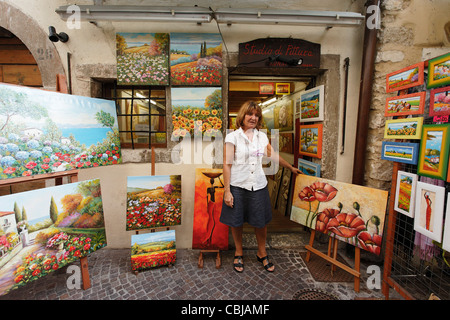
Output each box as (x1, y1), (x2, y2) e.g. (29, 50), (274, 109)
(131, 230), (175, 246)
(118, 32), (157, 48)
(170, 33), (222, 54)
(127, 175), (171, 190)
(425, 130), (443, 150)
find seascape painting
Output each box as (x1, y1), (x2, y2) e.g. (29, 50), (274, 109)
(170, 33), (222, 86)
(291, 175), (388, 255)
(0, 83), (121, 180)
(0, 179), (107, 296)
(116, 33), (170, 85)
(131, 230), (176, 272)
(126, 175), (181, 231)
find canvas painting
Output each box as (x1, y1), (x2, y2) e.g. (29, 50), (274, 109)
(298, 158), (321, 177)
(442, 193), (450, 252)
(170, 33), (222, 86)
(394, 171), (418, 218)
(417, 124), (450, 180)
(384, 117), (423, 140)
(273, 99), (294, 131)
(0, 179), (106, 296)
(384, 92), (425, 117)
(300, 85), (324, 122)
(291, 175), (388, 255)
(386, 62), (424, 93)
(126, 175), (181, 231)
(427, 52), (450, 89)
(131, 230), (176, 272)
(116, 33), (170, 85)
(171, 87), (222, 139)
(192, 168), (228, 250)
(261, 104), (275, 131)
(381, 141), (419, 165)
(413, 182), (445, 242)
(299, 124), (323, 158)
(279, 133), (293, 153)
(429, 86), (450, 117)
(0, 83), (121, 180)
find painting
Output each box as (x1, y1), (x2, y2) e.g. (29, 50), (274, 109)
(384, 117), (423, 140)
(192, 168), (228, 250)
(299, 123), (323, 158)
(290, 175), (388, 255)
(273, 99), (294, 131)
(0, 179), (107, 296)
(429, 86), (450, 117)
(269, 167), (284, 210)
(259, 82), (274, 95)
(298, 158), (321, 177)
(300, 85), (324, 122)
(417, 124), (450, 180)
(413, 182), (445, 242)
(427, 52), (450, 89)
(442, 193), (450, 252)
(261, 104), (275, 131)
(384, 92), (425, 117)
(386, 62), (424, 93)
(171, 87), (222, 139)
(116, 33), (170, 85)
(170, 33), (222, 86)
(131, 230), (176, 272)
(0, 83), (121, 180)
(394, 171), (418, 218)
(381, 141), (419, 165)
(279, 133), (293, 153)
(276, 83), (290, 95)
(276, 168), (292, 216)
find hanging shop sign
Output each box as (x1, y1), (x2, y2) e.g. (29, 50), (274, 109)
(238, 38), (320, 68)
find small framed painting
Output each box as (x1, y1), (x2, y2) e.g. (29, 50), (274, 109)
(394, 171), (418, 218)
(276, 83), (290, 95)
(300, 85), (325, 122)
(429, 86), (450, 117)
(427, 52), (450, 89)
(259, 82), (274, 94)
(298, 123), (323, 158)
(442, 193), (450, 251)
(381, 141), (419, 165)
(386, 62), (424, 93)
(413, 182), (445, 242)
(417, 124), (450, 180)
(384, 117), (423, 140)
(384, 92), (425, 117)
(298, 158), (321, 177)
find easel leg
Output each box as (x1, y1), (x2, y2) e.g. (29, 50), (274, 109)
(331, 238), (338, 273)
(215, 251), (221, 269)
(198, 251), (204, 268)
(354, 247), (361, 292)
(79, 256), (91, 290)
(305, 230), (315, 262)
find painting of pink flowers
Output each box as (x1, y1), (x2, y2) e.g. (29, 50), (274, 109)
(291, 175), (388, 255)
(126, 175), (181, 231)
(0, 179), (106, 296)
(116, 33), (170, 85)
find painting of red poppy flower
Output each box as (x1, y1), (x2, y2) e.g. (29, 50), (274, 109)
(291, 175), (388, 255)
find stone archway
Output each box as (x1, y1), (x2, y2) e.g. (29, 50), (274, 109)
(0, 1), (65, 90)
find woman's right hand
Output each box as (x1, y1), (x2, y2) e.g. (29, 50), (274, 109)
(224, 190), (234, 208)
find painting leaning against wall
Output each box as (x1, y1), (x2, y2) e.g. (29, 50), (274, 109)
(0, 83), (122, 180)
(0, 179), (107, 296)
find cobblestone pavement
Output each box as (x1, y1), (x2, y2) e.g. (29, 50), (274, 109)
(0, 232), (401, 301)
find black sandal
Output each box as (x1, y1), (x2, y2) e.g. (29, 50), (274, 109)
(233, 255), (244, 273)
(257, 255), (274, 272)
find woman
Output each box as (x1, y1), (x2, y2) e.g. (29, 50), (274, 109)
(220, 100), (301, 273)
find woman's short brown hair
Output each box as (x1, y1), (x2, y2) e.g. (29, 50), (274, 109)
(234, 100), (263, 130)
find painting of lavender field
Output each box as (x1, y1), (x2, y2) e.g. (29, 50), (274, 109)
(0, 83), (121, 180)
(170, 33), (222, 86)
(0, 179), (107, 296)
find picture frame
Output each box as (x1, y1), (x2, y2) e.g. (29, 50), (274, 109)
(417, 124), (450, 180)
(300, 85), (325, 122)
(298, 158), (321, 177)
(427, 52), (450, 89)
(381, 141), (420, 165)
(298, 123), (323, 158)
(276, 83), (290, 95)
(384, 92), (426, 117)
(384, 117), (423, 140)
(429, 86), (450, 117)
(386, 62), (424, 93)
(413, 182), (445, 242)
(394, 171), (418, 218)
(442, 193), (450, 252)
(259, 82), (274, 94)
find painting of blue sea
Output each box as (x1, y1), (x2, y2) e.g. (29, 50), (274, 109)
(0, 83), (121, 180)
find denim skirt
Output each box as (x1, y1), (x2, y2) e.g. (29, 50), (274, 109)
(220, 185), (272, 228)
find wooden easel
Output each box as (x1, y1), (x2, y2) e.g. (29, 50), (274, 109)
(305, 230), (361, 292)
(198, 249), (221, 269)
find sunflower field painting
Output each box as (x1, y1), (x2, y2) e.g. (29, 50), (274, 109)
(0, 179), (106, 296)
(291, 175), (388, 255)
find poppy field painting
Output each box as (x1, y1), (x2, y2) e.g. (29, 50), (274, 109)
(290, 175), (388, 255)
(0, 83), (121, 180)
(0, 179), (106, 296)
(126, 175), (181, 231)
(131, 230), (176, 272)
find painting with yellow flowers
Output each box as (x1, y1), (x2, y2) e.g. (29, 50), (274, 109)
(171, 87), (222, 139)
(290, 175), (388, 255)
